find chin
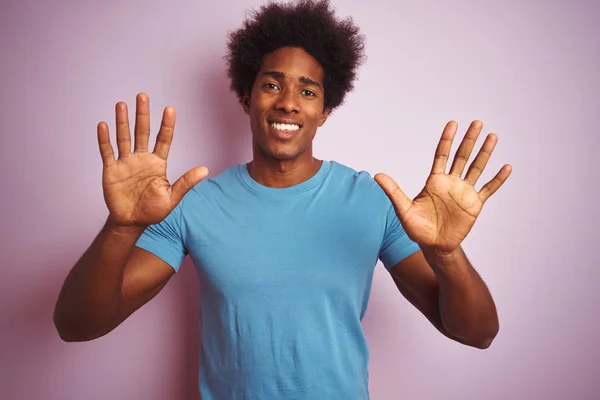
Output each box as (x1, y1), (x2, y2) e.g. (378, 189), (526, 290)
(260, 142), (307, 161)
(266, 148), (302, 161)
(252, 126), (313, 162)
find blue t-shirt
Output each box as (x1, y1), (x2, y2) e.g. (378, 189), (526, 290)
(136, 160), (419, 400)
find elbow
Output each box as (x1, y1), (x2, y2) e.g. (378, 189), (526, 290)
(447, 318), (499, 349)
(53, 309), (71, 341)
(54, 322), (80, 343)
(471, 335), (495, 349)
(470, 320), (499, 350)
(55, 324), (106, 343)
(53, 311), (106, 343)
(54, 315), (84, 342)
(56, 330), (83, 343)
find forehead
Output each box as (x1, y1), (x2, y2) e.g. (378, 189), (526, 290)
(259, 47), (324, 84)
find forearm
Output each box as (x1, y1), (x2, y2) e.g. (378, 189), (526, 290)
(54, 218), (145, 340)
(422, 246), (499, 348)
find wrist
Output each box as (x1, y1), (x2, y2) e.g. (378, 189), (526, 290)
(104, 218), (147, 237)
(420, 245), (466, 276)
(421, 245), (461, 262)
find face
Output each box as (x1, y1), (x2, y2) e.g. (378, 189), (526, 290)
(243, 47), (330, 162)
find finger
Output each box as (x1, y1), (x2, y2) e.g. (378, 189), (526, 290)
(170, 166), (210, 205)
(115, 102), (132, 158)
(97, 121), (115, 165)
(134, 93), (150, 152)
(430, 121), (458, 175)
(153, 106), (176, 160)
(478, 164), (512, 203)
(449, 120), (483, 177)
(464, 133), (498, 185)
(374, 173), (412, 218)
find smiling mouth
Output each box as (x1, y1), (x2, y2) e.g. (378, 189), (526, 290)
(270, 122), (301, 131)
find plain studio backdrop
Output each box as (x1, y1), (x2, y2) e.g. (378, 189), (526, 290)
(1, 0), (598, 399)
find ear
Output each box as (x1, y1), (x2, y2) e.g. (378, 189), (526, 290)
(318, 107), (332, 127)
(242, 92), (251, 115)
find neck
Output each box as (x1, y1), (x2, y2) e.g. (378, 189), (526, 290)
(247, 147), (322, 188)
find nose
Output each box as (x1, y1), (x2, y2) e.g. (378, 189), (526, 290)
(274, 88), (301, 114)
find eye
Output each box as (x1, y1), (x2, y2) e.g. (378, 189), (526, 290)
(302, 89), (316, 97)
(265, 83), (279, 90)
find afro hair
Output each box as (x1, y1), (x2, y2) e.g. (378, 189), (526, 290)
(225, 0), (366, 111)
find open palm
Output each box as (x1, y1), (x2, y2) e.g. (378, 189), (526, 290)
(375, 120), (512, 253)
(98, 93), (208, 228)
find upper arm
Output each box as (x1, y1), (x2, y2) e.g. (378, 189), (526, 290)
(389, 250), (441, 328)
(120, 246), (176, 310)
(389, 249), (465, 343)
(96, 246), (176, 337)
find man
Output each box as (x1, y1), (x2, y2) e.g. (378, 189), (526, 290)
(54, 0), (512, 398)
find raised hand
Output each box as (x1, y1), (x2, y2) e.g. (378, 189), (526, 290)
(97, 93), (209, 229)
(374, 120), (512, 254)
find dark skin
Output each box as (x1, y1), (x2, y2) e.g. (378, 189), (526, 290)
(242, 47), (508, 348)
(54, 46), (509, 351)
(376, 120), (512, 348)
(242, 46), (330, 188)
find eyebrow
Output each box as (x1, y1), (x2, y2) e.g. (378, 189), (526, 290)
(261, 71), (322, 89)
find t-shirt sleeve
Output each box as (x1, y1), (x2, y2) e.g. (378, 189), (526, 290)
(378, 200), (420, 270)
(135, 202), (187, 272)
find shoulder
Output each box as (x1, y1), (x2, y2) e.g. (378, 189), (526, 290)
(195, 164), (241, 190)
(186, 164), (242, 197)
(325, 161), (389, 207)
(327, 161), (386, 195)
(174, 164), (244, 212)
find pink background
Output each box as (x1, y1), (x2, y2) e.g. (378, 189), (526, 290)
(1, 0), (598, 399)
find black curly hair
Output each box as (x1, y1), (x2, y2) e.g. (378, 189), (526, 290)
(225, 0), (366, 111)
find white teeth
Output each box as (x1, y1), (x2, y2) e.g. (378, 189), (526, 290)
(271, 122), (300, 131)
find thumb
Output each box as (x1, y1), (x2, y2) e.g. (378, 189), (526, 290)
(170, 166), (210, 205)
(374, 173), (412, 217)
